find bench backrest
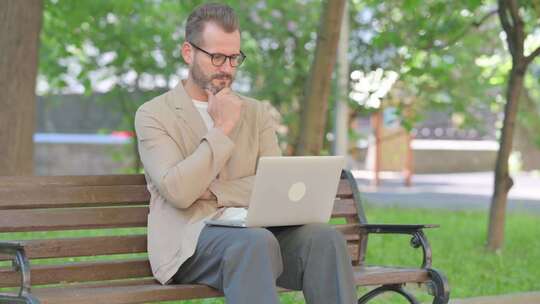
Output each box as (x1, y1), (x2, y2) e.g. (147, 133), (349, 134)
(0, 171), (366, 288)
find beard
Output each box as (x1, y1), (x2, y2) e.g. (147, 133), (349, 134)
(190, 60), (234, 94)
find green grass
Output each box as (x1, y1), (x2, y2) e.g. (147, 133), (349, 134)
(1, 207), (539, 303)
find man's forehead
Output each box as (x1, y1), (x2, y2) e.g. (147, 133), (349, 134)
(199, 22), (241, 52)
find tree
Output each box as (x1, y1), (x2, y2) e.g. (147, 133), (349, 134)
(0, 0), (43, 176)
(333, 1), (350, 157)
(295, 0), (346, 155)
(349, 0), (539, 251)
(487, 0), (540, 251)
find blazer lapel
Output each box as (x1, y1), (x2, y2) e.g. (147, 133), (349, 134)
(168, 82), (208, 149)
(167, 81), (247, 147)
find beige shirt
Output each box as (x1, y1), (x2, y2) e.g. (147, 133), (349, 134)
(134, 81), (281, 284)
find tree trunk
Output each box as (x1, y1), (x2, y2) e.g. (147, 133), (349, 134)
(0, 0), (43, 176)
(332, 0), (349, 157)
(296, 0), (346, 155)
(487, 0), (540, 251)
(487, 65), (525, 251)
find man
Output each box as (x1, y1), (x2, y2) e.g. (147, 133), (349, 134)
(134, 3), (357, 304)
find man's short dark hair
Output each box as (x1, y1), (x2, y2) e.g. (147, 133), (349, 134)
(185, 3), (240, 46)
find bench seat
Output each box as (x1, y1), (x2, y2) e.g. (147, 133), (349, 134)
(28, 266), (429, 304)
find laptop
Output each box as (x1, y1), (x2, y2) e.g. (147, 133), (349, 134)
(205, 156), (345, 228)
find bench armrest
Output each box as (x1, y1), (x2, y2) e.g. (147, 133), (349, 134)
(358, 224), (439, 269)
(0, 241), (32, 298)
(358, 223), (439, 234)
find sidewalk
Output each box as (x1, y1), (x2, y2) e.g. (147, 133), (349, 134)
(449, 291), (540, 304)
(352, 171), (540, 213)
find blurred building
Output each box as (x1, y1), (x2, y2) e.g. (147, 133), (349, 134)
(352, 109), (501, 174)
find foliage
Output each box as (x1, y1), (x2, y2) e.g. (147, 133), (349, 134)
(39, 0), (323, 156)
(349, 0), (540, 143)
(39, 0), (540, 158)
(348, 1), (499, 128)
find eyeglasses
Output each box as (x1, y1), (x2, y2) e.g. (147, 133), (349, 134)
(189, 41), (246, 67)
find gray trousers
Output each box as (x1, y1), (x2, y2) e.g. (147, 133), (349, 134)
(172, 223), (357, 304)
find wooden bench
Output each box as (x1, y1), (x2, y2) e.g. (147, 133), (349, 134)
(0, 170), (449, 304)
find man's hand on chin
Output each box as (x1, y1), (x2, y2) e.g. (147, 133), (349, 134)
(206, 87), (242, 136)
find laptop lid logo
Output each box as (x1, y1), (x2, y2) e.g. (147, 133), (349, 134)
(288, 182), (306, 202)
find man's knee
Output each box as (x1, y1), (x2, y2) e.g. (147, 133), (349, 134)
(302, 223), (348, 250)
(224, 228), (283, 275)
(241, 228), (281, 252)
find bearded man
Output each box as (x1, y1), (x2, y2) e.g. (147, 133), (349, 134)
(134, 3), (357, 304)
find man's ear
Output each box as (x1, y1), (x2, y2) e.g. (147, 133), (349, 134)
(181, 41), (193, 65)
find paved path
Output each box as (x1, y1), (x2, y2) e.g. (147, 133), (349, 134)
(352, 171), (540, 213)
(448, 291), (540, 304)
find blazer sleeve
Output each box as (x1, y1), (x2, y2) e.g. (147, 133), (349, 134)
(135, 106), (235, 209)
(209, 102), (282, 207)
(257, 101), (282, 158)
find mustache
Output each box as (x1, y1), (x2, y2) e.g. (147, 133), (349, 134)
(211, 73), (233, 81)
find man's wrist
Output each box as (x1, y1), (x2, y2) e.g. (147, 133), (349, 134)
(216, 123), (234, 136)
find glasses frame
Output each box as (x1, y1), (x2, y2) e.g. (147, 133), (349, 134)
(189, 41), (246, 67)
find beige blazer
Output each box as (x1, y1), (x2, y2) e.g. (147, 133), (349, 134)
(134, 82), (281, 284)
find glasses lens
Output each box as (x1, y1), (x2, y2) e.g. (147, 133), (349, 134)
(212, 54), (227, 66)
(231, 54), (245, 67)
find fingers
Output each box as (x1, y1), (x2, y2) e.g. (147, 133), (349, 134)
(205, 89), (214, 100)
(205, 89), (217, 110)
(218, 87), (231, 94)
(215, 87), (233, 98)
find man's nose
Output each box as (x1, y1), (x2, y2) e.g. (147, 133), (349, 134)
(219, 60), (235, 74)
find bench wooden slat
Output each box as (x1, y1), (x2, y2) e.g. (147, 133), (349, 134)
(0, 235), (147, 261)
(0, 233), (358, 261)
(0, 175), (353, 193)
(34, 281), (223, 304)
(0, 179), (352, 210)
(344, 234), (360, 242)
(0, 258), (152, 288)
(0, 175), (146, 187)
(0, 191), (353, 212)
(0, 185), (150, 210)
(0, 234), (357, 260)
(331, 199), (357, 217)
(336, 179), (354, 198)
(30, 266), (429, 304)
(0, 208), (357, 233)
(354, 266), (429, 285)
(0, 207), (148, 232)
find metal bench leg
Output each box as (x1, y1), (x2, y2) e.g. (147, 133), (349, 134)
(358, 284), (420, 304)
(427, 268), (450, 304)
